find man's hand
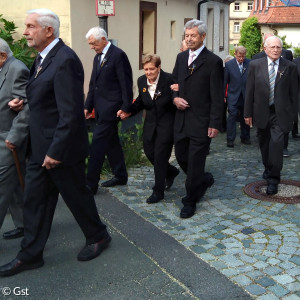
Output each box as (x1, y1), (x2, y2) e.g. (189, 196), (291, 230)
(8, 98), (24, 112)
(174, 97), (190, 110)
(42, 155), (62, 170)
(244, 117), (253, 128)
(117, 110), (131, 120)
(170, 84), (179, 92)
(5, 140), (16, 151)
(84, 109), (93, 119)
(208, 128), (219, 138)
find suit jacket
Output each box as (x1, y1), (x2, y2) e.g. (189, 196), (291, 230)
(26, 39), (89, 166)
(224, 58), (250, 105)
(252, 48), (293, 61)
(0, 56), (29, 166)
(131, 70), (176, 142)
(244, 56), (298, 132)
(172, 47), (224, 140)
(85, 44), (133, 122)
(293, 57), (300, 103)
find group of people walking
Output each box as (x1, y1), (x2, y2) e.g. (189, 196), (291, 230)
(0, 7), (299, 277)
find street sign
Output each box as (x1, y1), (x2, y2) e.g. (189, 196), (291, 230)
(96, 0), (115, 16)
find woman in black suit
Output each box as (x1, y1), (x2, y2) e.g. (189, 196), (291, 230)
(118, 54), (179, 204)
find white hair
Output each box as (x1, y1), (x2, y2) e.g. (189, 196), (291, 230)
(184, 19), (207, 36)
(85, 27), (108, 41)
(264, 36), (283, 47)
(27, 8), (60, 38)
(0, 38), (13, 57)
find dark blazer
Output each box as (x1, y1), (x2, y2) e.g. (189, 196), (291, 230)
(252, 48), (293, 61)
(85, 44), (133, 122)
(131, 70), (175, 142)
(26, 39), (88, 166)
(224, 58), (250, 104)
(172, 47), (224, 140)
(244, 56), (298, 132)
(294, 57), (300, 112)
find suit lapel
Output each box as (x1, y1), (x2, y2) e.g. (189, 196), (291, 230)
(276, 58), (286, 85)
(140, 75), (153, 104)
(27, 39), (64, 86)
(0, 56), (13, 89)
(96, 44), (114, 77)
(261, 57), (270, 87)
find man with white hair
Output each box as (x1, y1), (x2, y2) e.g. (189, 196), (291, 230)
(0, 38), (29, 240)
(0, 9), (110, 277)
(84, 26), (133, 194)
(244, 36), (298, 195)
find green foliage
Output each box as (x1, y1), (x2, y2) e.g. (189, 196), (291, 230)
(239, 17), (262, 58)
(293, 47), (300, 58)
(0, 14), (36, 68)
(278, 35), (292, 49)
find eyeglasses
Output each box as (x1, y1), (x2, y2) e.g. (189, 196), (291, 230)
(267, 46), (282, 50)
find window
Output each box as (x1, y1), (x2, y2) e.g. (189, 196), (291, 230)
(139, 1), (157, 69)
(219, 10), (224, 51)
(234, 22), (240, 33)
(234, 2), (240, 10)
(267, 0), (272, 7)
(248, 2), (253, 10)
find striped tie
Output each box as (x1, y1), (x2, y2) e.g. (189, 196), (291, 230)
(269, 62), (276, 106)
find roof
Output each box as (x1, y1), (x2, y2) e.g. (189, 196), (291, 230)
(250, 0), (300, 24)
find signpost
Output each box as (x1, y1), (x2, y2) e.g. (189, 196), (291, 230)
(96, 0), (115, 33)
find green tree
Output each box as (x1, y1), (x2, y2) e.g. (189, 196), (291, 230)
(239, 17), (261, 58)
(0, 14), (36, 68)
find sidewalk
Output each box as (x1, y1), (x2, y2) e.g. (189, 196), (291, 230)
(106, 129), (300, 299)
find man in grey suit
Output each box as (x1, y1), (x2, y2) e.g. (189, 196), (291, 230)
(0, 38), (29, 239)
(244, 36), (298, 195)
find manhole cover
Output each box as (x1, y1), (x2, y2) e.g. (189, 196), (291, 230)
(244, 180), (300, 203)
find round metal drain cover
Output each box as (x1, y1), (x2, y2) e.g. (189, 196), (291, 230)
(244, 180), (300, 203)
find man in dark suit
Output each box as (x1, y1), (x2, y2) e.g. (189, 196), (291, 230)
(252, 33), (298, 152)
(0, 38), (29, 240)
(293, 56), (300, 130)
(84, 27), (133, 194)
(117, 54), (179, 204)
(0, 9), (110, 277)
(224, 46), (251, 147)
(244, 36), (298, 195)
(172, 19), (224, 218)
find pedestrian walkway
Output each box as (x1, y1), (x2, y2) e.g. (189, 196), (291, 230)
(105, 129), (300, 299)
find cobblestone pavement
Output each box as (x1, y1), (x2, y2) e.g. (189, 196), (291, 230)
(103, 129), (300, 299)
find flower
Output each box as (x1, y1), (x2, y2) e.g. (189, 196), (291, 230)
(101, 58), (107, 67)
(278, 70), (284, 78)
(242, 67), (246, 73)
(35, 66), (42, 78)
(143, 88), (146, 93)
(189, 63), (196, 75)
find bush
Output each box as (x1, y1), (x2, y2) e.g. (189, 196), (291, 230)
(0, 15), (36, 68)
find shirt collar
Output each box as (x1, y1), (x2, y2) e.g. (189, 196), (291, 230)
(189, 44), (205, 58)
(267, 56), (280, 66)
(102, 41), (111, 56)
(39, 38), (60, 63)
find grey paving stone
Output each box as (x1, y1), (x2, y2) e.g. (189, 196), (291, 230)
(245, 284), (266, 296)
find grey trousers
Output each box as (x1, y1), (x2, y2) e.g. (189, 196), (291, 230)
(0, 163), (25, 230)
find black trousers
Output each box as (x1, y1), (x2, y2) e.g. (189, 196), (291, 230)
(143, 134), (178, 196)
(17, 159), (107, 262)
(175, 135), (211, 205)
(257, 111), (284, 185)
(86, 121), (127, 190)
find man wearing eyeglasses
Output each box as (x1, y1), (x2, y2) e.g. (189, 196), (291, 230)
(244, 36), (298, 195)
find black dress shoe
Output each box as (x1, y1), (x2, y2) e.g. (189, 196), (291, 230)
(86, 185), (98, 195)
(197, 172), (215, 202)
(77, 232), (111, 261)
(180, 205), (196, 219)
(101, 177), (127, 187)
(146, 192), (164, 204)
(3, 227), (24, 240)
(292, 134), (300, 140)
(227, 140), (234, 148)
(165, 168), (180, 190)
(0, 258), (44, 277)
(241, 139), (251, 145)
(266, 183), (278, 195)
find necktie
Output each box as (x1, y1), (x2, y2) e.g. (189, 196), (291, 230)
(239, 63), (243, 74)
(97, 52), (103, 73)
(188, 52), (195, 66)
(269, 62), (276, 106)
(35, 54), (42, 73)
